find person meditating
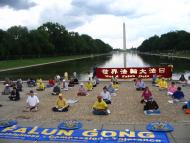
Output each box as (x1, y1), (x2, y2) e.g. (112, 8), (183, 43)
(167, 82), (177, 96)
(52, 84), (61, 95)
(2, 84), (11, 95)
(178, 74), (187, 84)
(24, 90), (39, 112)
(135, 78), (145, 91)
(92, 96), (109, 115)
(158, 78), (168, 90)
(172, 87), (186, 102)
(36, 82), (45, 91)
(141, 87), (153, 104)
(52, 93), (69, 112)
(77, 83), (88, 96)
(100, 86), (111, 104)
(9, 87), (20, 101)
(107, 82), (116, 95)
(62, 79), (69, 91)
(85, 80), (93, 91)
(143, 97), (159, 112)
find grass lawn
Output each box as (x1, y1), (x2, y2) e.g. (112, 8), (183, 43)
(0, 54), (97, 70)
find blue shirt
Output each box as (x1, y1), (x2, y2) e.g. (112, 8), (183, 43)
(172, 91), (184, 100)
(187, 100), (190, 109)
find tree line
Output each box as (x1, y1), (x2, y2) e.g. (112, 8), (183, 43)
(138, 30), (190, 53)
(0, 22), (113, 60)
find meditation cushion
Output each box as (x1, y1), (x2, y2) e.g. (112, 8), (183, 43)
(58, 120), (82, 130)
(0, 119), (17, 128)
(147, 121), (174, 132)
(144, 109), (160, 115)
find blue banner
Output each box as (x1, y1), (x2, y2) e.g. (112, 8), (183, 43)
(0, 126), (170, 143)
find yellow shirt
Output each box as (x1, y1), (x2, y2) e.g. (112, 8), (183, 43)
(56, 98), (68, 108)
(93, 100), (107, 110)
(159, 80), (168, 88)
(37, 78), (42, 83)
(39, 83), (45, 90)
(85, 83), (93, 90)
(112, 84), (119, 89)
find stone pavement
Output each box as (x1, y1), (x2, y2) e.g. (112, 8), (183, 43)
(0, 121), (190, 143)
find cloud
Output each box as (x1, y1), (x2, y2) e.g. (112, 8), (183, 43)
(0, 0), (36, 10)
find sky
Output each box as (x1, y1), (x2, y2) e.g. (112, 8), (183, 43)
(0, 0), (190, 49)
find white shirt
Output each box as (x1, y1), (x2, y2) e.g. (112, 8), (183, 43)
(26, 95), (39, 107)
(100, 91), (111, 101)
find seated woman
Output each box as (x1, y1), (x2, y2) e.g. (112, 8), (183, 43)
(77, 83), (88, 96)
(172, 87), (186, 102)
(9, 87), (20, 101)
(36, 78), (43, 85)
(68, 77), (75, 87)
(52, 93), (69, 112)
(178, 74), (187, 84)
(135, 78), (145, 91)
(85, 81), (93, 91)
(24, 90), (39, 112)
(2, 84), (11, 95)
(64, 72), (69, 81)
(107, 82), (116, 95)
(167, 82), (177, 96)
(27, 78), (36, 87)
(52, 84), (61, 95)
(36, 82), (45, 91)
(143, 97), (159, 111)
(100, 86), (111, 104)
(92, 96), (109, 115)
(158, 78), (168, 90)
(141, 87), (153, 103)
(62, 79), (69, 91)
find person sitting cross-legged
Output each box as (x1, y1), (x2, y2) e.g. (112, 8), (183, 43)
(52, 93), (69, 112)
(9, 87), (20, 101)
(140, 87), (153, 104)
(36, 82), (45, 91)
(77, 83), (88, 96)
(100, 86), (111, 104)
(172, 87), (186, 102)
(158, 78), (168, 90)
(24, 90), (39, 112)
(167, 82), (177, 96)
(85, 80), (93, 91)
(107, 82), (116, 95)
(52, 84), (61, 95)
(2, 84), (11, 95)
(143, 97), (159, 112)
(92, 96), (109, 115)
(135, 78), (145, 91)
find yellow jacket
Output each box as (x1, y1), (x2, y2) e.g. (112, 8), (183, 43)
(85, 82), (93, 91)
(39, 83), (45, 90)
(159, 80), (168, 88)
(93, 100), (107, 110)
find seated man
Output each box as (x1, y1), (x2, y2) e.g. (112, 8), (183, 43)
(47, 79), (55, 87)
(100, 86), (111, 104)
(135, 78), (145, 91)
(172, 87), (186, 101)
(52, 84), (61, 95)
(36, 78), (43, 84)
(73, 72), (79, 84)
(77, 83), (88, 96)
(36, 82), (45, 91)
(9, 87), (20, 101)
(152, 74), (157, 85)
(182, 99), (190, 110)
(68, 78), (75, 87)
(52, 93), (69, 112)
(167, 82), (177, 96)
(112, 81), (119, 90)
(92, 96), (109, 115)
(111, 76), (118, 84)
(2, 84), (11, 95)
(141, 87), (153, 103)
(158, 78), (168, 90)
(85, 81), (93, 91)
(143, 97), (159, 111)
(24, 90), (39, 112)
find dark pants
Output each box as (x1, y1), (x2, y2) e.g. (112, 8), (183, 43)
(103, 99), (111, 104)
(9, 96), (20, 101)
(52, 106), (69, 112)
(182, 104), (188, 110)
(136, 88), (145, 91)
(93, 109), (108, 115)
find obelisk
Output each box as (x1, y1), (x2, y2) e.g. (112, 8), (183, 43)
(123, 23), (127, 67)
